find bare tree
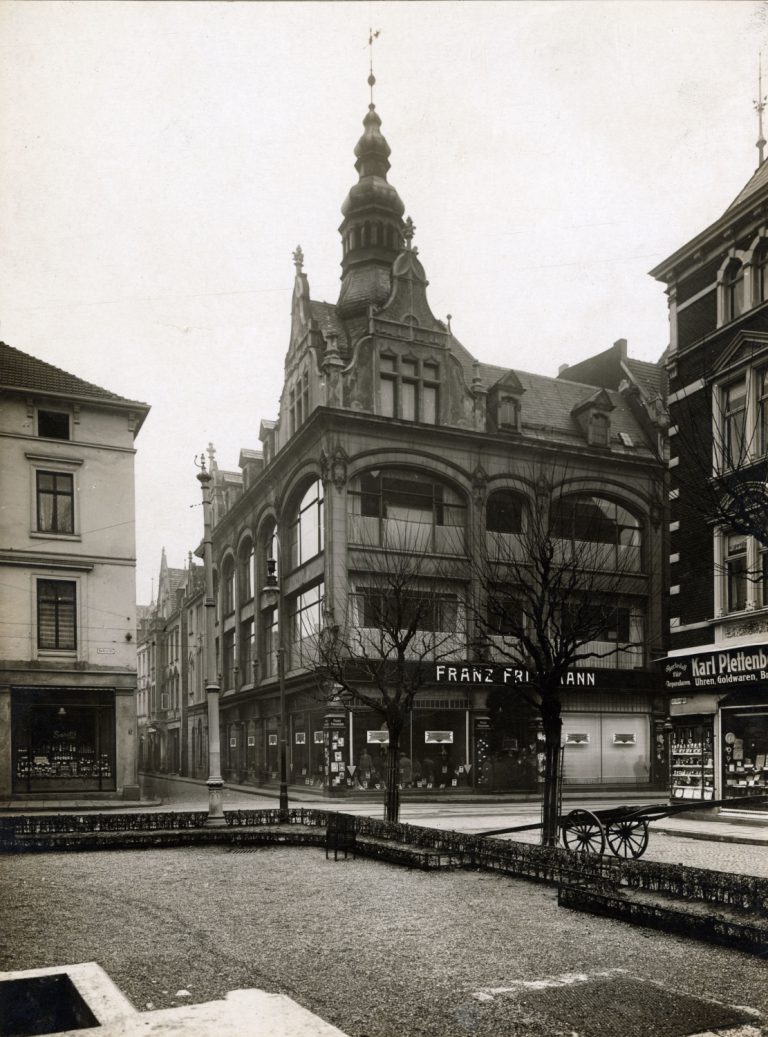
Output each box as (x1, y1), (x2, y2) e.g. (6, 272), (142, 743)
(310, 531), (465, 823)
(472, 464), (652, 846)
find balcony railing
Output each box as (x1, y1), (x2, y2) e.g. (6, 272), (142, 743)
(348, 514), (465, 555)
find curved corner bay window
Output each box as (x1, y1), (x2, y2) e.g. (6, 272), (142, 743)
(37, 471), (74, 534)
(348, 470), (466, 553)
(552, 496), (642, 572)
(290, 480), (324, 569)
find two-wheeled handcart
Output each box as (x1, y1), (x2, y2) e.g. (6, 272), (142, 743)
(479, 793), (768, 859)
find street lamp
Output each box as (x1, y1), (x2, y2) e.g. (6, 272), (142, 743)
(264, 556), (289, 817)
(195, 452), (226, 826)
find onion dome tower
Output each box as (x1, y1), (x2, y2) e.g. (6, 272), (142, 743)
(337, 77), (406, 319)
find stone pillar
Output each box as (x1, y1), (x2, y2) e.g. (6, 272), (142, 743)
(0, 687), (11, 798)
(116, 688), (140, 799)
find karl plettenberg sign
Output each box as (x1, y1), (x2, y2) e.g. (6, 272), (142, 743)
(663, 645), (768, 690)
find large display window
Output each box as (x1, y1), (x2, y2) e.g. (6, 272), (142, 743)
(669, 717), (714, 801)
(721, 706), (768, 806)
(12, 687), (116, 793)
(562, 712), (650, 785)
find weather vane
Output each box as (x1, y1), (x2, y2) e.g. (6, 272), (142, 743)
(368, 28), (380, 104)
(756, 52), (766, 166)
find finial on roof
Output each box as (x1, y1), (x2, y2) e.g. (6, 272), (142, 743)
(404, 217), (415, 249)
(207, 442), (216, 471)
(292, 245), (304, 272)
(446, 314), (452, 333)
(756, 52), (766, 166)
(368, 28), (380, 105)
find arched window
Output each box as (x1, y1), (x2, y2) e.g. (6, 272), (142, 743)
(756, 242), (768, 305)
(290, 479), (324, 568)
(552, 495), (642, 571)
(486, 491), (524, 533)
(221, 556), (235, 615)
(238, 538), (254, 604)
(349, 469), (465, 553)
(725, 260), (745, 322)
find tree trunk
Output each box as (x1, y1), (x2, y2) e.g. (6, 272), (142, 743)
(540, 709), (562, 847)
(384, 728), (401, 824)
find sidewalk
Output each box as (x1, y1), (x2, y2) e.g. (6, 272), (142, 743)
(651, 815), (768, 846)
(4, 772), (768, 848)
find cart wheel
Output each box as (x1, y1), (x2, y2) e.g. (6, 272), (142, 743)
(561, 809), (606, 855)
(605, 819), (649, 859)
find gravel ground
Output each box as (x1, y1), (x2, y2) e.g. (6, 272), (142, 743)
(1, 846), (767, 1037)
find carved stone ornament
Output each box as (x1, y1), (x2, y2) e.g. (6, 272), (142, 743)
(472, 465), (488, 505)
(320, 447), (348, 490)
(723, 617), (768, 639)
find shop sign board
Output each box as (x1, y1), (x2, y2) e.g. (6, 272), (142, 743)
(662, 644), (768, 690)
(367, 730), (389, 744)
(431, 663), (655, 691)
(425, 731), (453, 744)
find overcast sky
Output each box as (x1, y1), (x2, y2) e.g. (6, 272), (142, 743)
(1, 1), (766, 603)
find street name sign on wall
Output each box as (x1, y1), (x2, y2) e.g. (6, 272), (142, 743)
(663, 644), (768, 690)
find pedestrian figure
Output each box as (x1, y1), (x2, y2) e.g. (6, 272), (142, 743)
(398, 752), (412, 786)
(358, 748), (373, 785)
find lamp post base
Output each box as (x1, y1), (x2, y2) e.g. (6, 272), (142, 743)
(205, 778), (227, 827)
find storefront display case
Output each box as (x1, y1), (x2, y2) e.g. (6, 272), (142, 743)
(721, 705), (768, 806)
(669, 718), (714, 801)
(12, 687), (116, 794)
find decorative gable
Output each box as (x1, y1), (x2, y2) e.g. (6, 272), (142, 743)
(711, 329), (768, 379)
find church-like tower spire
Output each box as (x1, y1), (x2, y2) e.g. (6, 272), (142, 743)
(336, 82), (406, 319)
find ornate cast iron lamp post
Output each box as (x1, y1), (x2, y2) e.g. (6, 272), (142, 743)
(195, 452), (226, 826)
(264, 556), (289, 817)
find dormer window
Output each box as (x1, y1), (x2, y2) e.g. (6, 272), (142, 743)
(588, 411), (610, 447)
(497, 396), (520, 431)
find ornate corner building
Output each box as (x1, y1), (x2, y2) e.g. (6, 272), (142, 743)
(0, 343), (149, 802)
(161, 97), (668, 796)
(652, 137), (768, 812)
